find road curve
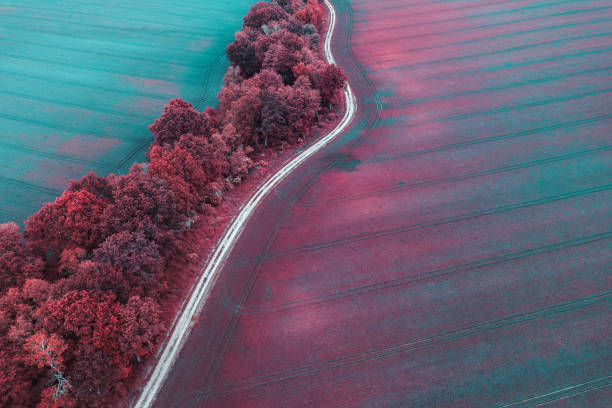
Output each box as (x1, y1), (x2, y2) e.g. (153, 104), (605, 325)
(146, 0), (612, 406)
(132, 2), (356, 407)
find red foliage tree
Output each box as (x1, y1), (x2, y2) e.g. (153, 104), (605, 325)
(68, 343), (123, 406)
(102, 165), (185, 253)
(0, 279), (54, 345)
(148, 98), (216, 148)
(0, 223), (43, 293)
(243, 2), (288, 30)
(42, 290), (121, 360)
(58, 261), (131, 304)
(254, 33), (278, 69)
(23, 332), (72, 404)
(226, 31), (259, 78)
(149, 144), (217, 213)
(219, 124), (253, 181)
(118, 296), (164, 364)
(288, 75), (320, 137)
(295, 0), (325, 30)
(292, 61), (312, 80)
(93, 231), (163, 299)
(67, 171), (113, 200)
(224, 87), (263, 146)
(320, 63), (348, 107)
(0, 279), (53, 406)
(25, 190), (108, 263)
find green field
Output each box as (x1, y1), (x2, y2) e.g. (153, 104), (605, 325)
(0, 0), (253, 224)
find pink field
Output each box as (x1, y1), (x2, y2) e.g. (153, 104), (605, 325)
(150, 0), (611, 406)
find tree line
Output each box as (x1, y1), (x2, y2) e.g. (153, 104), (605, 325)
(0, 1), (347, 406)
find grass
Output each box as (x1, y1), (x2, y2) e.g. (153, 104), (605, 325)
(0, 0), (255, 224)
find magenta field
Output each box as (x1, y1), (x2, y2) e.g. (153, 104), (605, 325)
(151, 0), (611, 407)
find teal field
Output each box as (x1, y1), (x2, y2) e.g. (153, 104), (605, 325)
(0, 0), (253, 223)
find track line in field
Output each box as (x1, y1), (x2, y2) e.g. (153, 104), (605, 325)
(295, 146), (611, 207)
(0, 89), (154, 122)
(231, 231), (611, 315)
(359, 0), (602, 34)
(0, 67), (173, 101)
(367, 6), (611, 53)
(200, 292), (611, 398)
(387, 18), (612, 69)
(364, 114), (612, 164)
(240, 184), (612, 264)
(0, 36), (207, 69)
(496, 374), (612, 407)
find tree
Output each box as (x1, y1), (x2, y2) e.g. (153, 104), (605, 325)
(254, 33), (278, 69)
(262, 42), (301, 84)
(102, 164), (185, 253)
(23, 332), (72, 404)
(93, 231), (163, 299)
(149, 144), (216, 213)
(226, 31), (259, 78)
(57, 261), (131, 305)
(225, 87), (263, 146)
(67, 172), (113, 200)
(0, 223), (43, 294)
(25, 190), (108, 263)
(292, 62), (312, 80)
(219, 124), (253, 181)
(0, 279), (54, 345)
(67, 343), (123, 406)
(251, 68), (285, 90)
(148, 99), (216, 148)
(118, 296), (164, 364)
(243, 2), (288, 30)
(288, 75), (320, 137)
(295, 0), (325, 30)
(0, 343), (42, 408)
(42, 290), (121, 359)
(260, 86), (292, 145)
(320, 64), (348, 107)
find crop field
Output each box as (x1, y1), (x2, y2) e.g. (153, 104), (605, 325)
(0, 0), (254, 224)
(151, 0), (611, 407)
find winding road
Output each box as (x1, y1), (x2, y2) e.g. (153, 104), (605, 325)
(137, 0), (611, 406)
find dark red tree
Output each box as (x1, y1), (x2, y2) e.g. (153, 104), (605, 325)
(263, 43), (301, 84)
(68, 343), (123, 406)
(102, 164), (185, 252)
(93, 231), (162, 298)
(226, 31), (259, 78)
(0, 223), (43, 293)
(224, 87), (263, 146)
(149, 144), (216, 212)
(320, 63), (348, 107)
(288, 76), (320, 137)
(243, 2), (288, 30)
(148, 98), (216, 148)
(25, 190), (108, 262)
(67, 171), (113, 200)
(0, 342), (42, 408)
(260, 86), (292, 145)
(118, 296), (164, 364)
(58, 261), (132, 304)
